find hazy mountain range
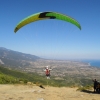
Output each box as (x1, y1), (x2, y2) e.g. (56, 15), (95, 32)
(0, 47), (100, 82)
(0, 47), (41, 67)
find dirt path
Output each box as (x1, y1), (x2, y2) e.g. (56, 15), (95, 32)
(0, 84), (100, 100)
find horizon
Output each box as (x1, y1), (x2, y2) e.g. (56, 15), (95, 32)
(0, 46), (100, 61)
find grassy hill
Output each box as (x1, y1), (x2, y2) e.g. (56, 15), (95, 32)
(0, 65), (68, 86)
(0, 65), (93, 87)
(0, 65), (45, 84)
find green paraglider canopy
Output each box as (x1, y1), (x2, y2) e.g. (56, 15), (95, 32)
(14, 11), (81, 33)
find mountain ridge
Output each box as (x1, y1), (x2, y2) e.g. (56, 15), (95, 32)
(0, 47), (41, 67)
(1, 47), (100, 86)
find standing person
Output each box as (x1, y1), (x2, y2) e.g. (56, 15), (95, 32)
(44, 66), (52, 79)
(93, 79), (98, 92)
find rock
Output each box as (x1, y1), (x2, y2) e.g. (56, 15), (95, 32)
(37, 98), (44, 100)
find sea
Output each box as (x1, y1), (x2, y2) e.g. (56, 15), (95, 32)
(81, 59), (100, 68)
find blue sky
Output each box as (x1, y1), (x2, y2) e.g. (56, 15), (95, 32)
(1, 0), (100, 60)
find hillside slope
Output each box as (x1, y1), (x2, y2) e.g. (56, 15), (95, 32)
(0, 47), (40, 67)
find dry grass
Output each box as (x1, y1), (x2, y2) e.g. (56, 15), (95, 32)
(0, 84), (100, 100)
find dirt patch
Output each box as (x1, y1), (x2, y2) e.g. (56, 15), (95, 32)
(0, 84), (100, 100)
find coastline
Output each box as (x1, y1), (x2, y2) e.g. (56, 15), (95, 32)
(81, 59), (100, 68)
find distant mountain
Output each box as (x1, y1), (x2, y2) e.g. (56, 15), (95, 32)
(0, 47), (41, 68)
(1, 48), (100, 86)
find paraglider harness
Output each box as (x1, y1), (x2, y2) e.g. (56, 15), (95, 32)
(45, 69), (50, 76)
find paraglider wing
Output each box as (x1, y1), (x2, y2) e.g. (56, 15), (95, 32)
(14, 12), (81, 33)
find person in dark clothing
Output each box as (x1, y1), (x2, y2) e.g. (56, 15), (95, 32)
(93, 79), (98, 92)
